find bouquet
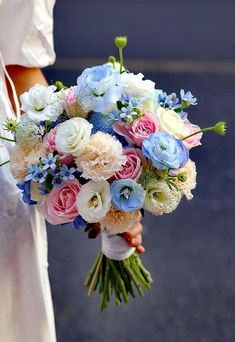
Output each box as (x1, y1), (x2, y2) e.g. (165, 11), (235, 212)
(0, 36), (227, 310)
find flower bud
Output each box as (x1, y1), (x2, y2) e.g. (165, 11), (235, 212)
(177, 172), (187, 182)
(214, 121), (227, 136)
(115, 36), (127, 49)
(108, 55), (116, 64)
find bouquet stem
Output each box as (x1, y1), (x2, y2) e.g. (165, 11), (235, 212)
(85, 251), (152, 311)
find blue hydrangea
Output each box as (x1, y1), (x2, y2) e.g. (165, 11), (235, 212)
(142, 132), (189, 170)
(110, 179), (145, 212)
(17, 181), (37, 205)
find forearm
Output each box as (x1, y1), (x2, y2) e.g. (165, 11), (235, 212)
(5, 66), (48, 112)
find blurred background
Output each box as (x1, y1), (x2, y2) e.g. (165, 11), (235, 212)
(44, 1), (235, 341)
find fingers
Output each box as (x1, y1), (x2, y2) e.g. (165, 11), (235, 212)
(136, 245), (145, 254)
(123, 223), (143, 241)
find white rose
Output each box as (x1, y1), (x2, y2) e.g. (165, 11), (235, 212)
(121, 72), (155, 98)
(76, 180), (111, 223)
(157, 107), (186, 138)
(55, 117), (93, 156)
(20, 84), (64, 121)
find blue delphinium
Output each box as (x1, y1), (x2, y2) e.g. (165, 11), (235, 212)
(17, 181), (37, 205)
(25, 165), (47, 183)
(142, 132), (189, 170)
(180, 89), (197, 107)
(110, 179), (145, 212)
(41, 153), (58, 170)
(155, 89), (180, 110)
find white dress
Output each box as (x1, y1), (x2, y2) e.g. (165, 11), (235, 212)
(0, 1), (56, 341)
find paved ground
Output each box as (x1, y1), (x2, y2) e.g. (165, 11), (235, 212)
(45, 1), (235, 341)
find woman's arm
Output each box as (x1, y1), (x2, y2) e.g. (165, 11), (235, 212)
(5, 65), (48, 112)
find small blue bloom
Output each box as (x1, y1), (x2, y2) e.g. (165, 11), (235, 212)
(180, 89), (197, 107)
(155, 89), (180, 109)
(25, 165), (47, 183)
(110, 179), (145, 212)
(17, 181), (37, 205)
(73, 215), (87, 230)
(59, 165), (76, 181)
(41, 153), (58, 170)
(142, 132), (189, 170)
(51, 176), (64, 187)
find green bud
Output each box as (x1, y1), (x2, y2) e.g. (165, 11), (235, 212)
(108, 55), (116, 64)
(115, 36), (127, 49)
(177, 172), (187, 182)
(3, 118), (18, 133)
(54, 80), (68, 90)
(214, 121), (227, 136)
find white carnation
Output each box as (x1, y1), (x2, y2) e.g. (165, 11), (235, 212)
(76, 180), (111, 223)
(55, 117), (93, 156)
(20, 84), (64, 121)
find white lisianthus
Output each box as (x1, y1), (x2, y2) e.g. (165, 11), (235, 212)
(20, 84), (64, 121)
(55, 117), (92, 156)
(121, 72), (155, 99)
(156, 107), (186, 138)
(144, 179), (182, 215)
(76, 180), (111, 223)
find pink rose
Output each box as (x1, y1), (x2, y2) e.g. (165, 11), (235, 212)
(40, 179), (81, 225)
(183, 119), (202, 150)
(113, 112), (159, 147)
(111, 148), (145, 181)
(43, 125), (59, 152)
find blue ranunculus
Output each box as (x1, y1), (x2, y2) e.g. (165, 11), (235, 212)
(17, 181), (37, 205)
(110, 179), (145, 212)
(142, 132), (189, 170)
(76, 65), (122, 114)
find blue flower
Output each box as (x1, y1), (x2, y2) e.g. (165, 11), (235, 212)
(59, 165), (76, 181)
(25, 165), (47, 183)
(89, 112), (116, 135)
(76, 65), (122, 114)
(142, 132), (189, 170)
(180, 89), (197, 107)
(110, 179), (145, 212)
(41, 153), (58, 170)
(73, 215), (87, 230)
(17, 181), (37, 205)
(155, 89), (180, 109)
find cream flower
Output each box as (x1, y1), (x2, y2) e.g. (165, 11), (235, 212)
(55, 117), (93, 156)
(144, 179), (182, 215)
(100, 206), (141, 234)
(76, 180), (111, 223)
(76, 132), (127, 181)
(176, 159), (197, 200)
(157, 107), (186, 138)
(121, 72), (155, 98)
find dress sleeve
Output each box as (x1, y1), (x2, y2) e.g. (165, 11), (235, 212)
(0, 0), (56, 68)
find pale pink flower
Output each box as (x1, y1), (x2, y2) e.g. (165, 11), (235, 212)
(40, 179), (81, 225)
(176, 159), (197, 200)
(63, 86), (89, 118)
(76, 132), (126, 181)
(113, 112), (160, 147)
(182, 119), (202, 150)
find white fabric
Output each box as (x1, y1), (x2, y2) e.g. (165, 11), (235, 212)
(0, 0), (56, 341)
(101, 230), (135, 261)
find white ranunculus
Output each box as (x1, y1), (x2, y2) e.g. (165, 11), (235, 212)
(76, 180), (111, 223)
(157, 107), (186, 138)
(20, 84), (64, 121)
(55, 117), (93, 156)
(120, 72), (155, 99)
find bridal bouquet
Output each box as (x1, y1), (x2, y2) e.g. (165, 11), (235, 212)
(0, 36), (227, 310)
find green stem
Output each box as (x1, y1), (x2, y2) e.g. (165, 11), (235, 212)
(0, 135), (16, 142)
(119, 48), (123, 73)
(0, 160), (10, 167)
(182, 127), (214, 141)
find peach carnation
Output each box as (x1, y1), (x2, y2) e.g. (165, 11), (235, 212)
(75, 132), (127, 181)
(100, 206), (141, 234)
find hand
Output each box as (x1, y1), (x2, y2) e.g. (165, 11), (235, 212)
(122, 223), (145, 254)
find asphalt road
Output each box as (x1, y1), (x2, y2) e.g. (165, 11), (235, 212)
(44, 1), (235, 341)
